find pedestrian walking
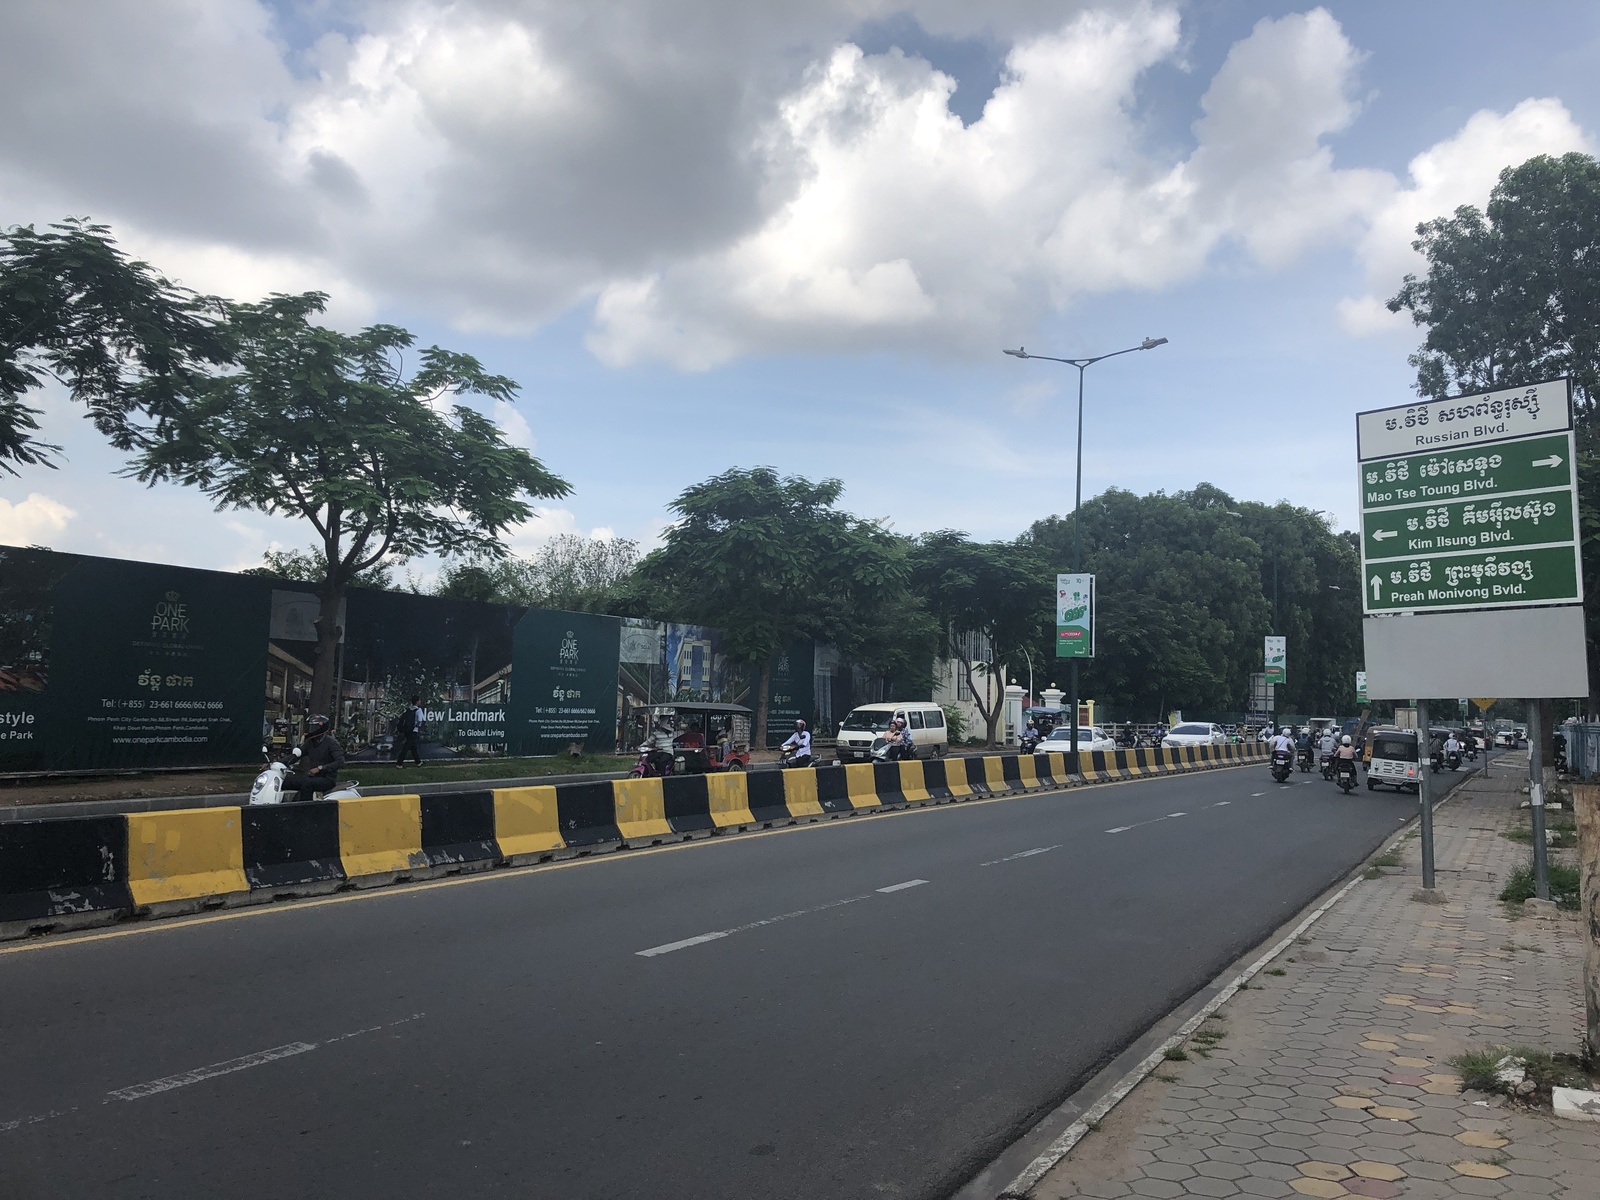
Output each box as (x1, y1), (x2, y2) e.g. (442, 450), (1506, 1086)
(394, 695), (425, 767)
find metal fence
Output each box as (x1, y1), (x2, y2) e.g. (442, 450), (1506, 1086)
(1563, 723), (1600, 779)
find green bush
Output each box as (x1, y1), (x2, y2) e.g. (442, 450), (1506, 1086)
(940, 703), (967, 744)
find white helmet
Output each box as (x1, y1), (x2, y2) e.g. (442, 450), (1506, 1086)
(1341, 735), (1352, 746)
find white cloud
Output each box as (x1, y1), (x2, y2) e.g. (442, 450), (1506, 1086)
(492, 401), (537, 452)
(0, 1), (1592, 367)
(1338, 97), (1595, 336)
(502, 506), (621, 556)
(0, 492), (77, 546)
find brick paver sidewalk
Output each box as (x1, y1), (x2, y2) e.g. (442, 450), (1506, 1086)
(1033, 754), (1600, 1199)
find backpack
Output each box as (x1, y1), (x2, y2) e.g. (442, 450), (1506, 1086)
(395, 707), (417, 736)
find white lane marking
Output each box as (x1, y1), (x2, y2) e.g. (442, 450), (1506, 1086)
(1106, 811), (1191, 834)
(877, 879), (930, 893)
(636, 931), (730, 957)
(107, 1042), (316, 1101)
(1250, 793), (1265, 797)
(980, 845), (1061, 867)
(636, 892), (874, 957)
(101, 1013), (424, 1105)
(0, 1107), (77, 1134)
(1213, 801), (1231, 807)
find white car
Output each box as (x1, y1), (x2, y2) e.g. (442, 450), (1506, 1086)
(1044, 725), (1117, 752)
(1162, 722), (1226, 747)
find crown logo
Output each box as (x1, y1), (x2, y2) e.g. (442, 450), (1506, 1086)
(164, 591), (180, 601)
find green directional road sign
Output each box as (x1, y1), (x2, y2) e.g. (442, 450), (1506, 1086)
(1358, 431), (1572, 509)
(1357, 379), (1582, 616)
(1360, 490), (1575, 561)
(1363, 543), (1580, 613)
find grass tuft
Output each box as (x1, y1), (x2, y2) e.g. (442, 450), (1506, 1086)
(1163, 1047), (1189, 1062)
(1499, 863), (1582, 910)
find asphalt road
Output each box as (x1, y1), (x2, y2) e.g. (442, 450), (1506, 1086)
(0, 758), (1487, 1199)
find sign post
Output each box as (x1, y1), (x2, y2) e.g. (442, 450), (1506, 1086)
(1357, 378), (1588, 893)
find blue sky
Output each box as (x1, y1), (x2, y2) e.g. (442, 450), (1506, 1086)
(3, 1), (1598, 572)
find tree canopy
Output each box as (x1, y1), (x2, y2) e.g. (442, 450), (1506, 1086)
(132, 292), (570, 713)
(436, 534), (641, 613)
(908, 531), (1049, 745)
(634, 467), (916, 746)
(0, 219), (230, 474)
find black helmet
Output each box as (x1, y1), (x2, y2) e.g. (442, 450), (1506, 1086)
(795, 719), (807, 731)
(305, 714), (331, 740)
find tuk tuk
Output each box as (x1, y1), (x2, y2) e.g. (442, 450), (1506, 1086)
(636, 702), (752, 775)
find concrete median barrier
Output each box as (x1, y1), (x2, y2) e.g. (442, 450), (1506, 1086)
(612, 777), (673, 845)
(127, 807), (249, 912)
(0, 815), (131, 930)
(242, 802), (346, 893)
(662, 774), (718, 835)
(338, 794), (426, 885)
(491, 786), (565, 861)
(555, 780), (624, 848)
(704, 772), (757, 830)
(421, 790), (499, 870)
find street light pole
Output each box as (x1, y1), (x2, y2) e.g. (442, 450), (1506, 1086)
(1005, 337), (1168, 755)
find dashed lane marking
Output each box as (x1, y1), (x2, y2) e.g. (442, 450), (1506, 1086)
(876, 879), (930, 893)
(106, 1043), (317, 1102)
(979, 846), (1061, 867)
(637, 893), (873, 958)
(1106, 812), (1189, 835)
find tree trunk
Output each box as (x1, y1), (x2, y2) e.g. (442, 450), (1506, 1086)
(1574, 783), (1600, 1060)
(754, 657), (772, 751)
(985, 697), (1004, 748)
(308, 580), (344, 718)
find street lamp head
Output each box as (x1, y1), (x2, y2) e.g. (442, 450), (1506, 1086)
(1140, 336), (1169, 350)
(1003, 347), (1029, 358)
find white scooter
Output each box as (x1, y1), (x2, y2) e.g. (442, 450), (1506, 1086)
(248, 746), (361, 805)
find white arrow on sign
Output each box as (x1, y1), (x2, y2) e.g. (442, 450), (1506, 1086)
(1372, 529), (1397, 542)
(1533, 454), (1563, 468)
(1370, 574), (1382, 601)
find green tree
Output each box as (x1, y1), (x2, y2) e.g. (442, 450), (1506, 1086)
(243, 546), (397, 592)
(1023, 485), (1360, 721)
(1, 219), (229, 474)
(634, 467), (913, 747)
(133, 292), (569, 716)
(436, 534), (640, 612)
(1389, 151), (1600, 712)
(908, 531), (1050, 746)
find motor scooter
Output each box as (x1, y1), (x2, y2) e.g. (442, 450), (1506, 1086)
(779, 749), (814, 769)
(248, 746), (360, 804)
(1335, 756), (1358, 793)
(1270, 748), (1293, 783)
(1445, 749), (1462, 771)
(1297, 745), (1315, 773)
(1429, 749), (1444, 773)
(629, 742), (674, 777)
(1019, 727), (1042, 754)
(1319, 752), (1334, 781)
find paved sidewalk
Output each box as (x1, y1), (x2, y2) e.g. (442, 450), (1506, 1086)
(1034, 755), (1600, 1199)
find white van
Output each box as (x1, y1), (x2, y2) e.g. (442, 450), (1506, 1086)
(835, 703), (950, 762)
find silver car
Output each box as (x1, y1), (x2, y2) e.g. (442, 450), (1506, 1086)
(1162, 722), (1226, 747)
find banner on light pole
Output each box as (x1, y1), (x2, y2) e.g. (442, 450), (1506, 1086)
(1265, 636), (1286, 685)
(1055, 574), (1095, 659)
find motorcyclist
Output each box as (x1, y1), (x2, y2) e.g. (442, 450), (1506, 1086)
(1335, 734), (1357, 761)
(283, 714), (344, 803)
(1444, 731), (1462, 766)
(1269, 726), (1295, 758)
(779, 719), (813, 767)
(888, 716), (914, 760)
(1318, 728), (1338, 756)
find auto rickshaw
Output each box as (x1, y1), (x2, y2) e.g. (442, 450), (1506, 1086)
(636, 702), (753, 774)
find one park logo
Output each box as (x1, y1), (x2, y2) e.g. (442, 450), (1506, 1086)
(151, 590), (190, 638)
(559, 630), (579, 665)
